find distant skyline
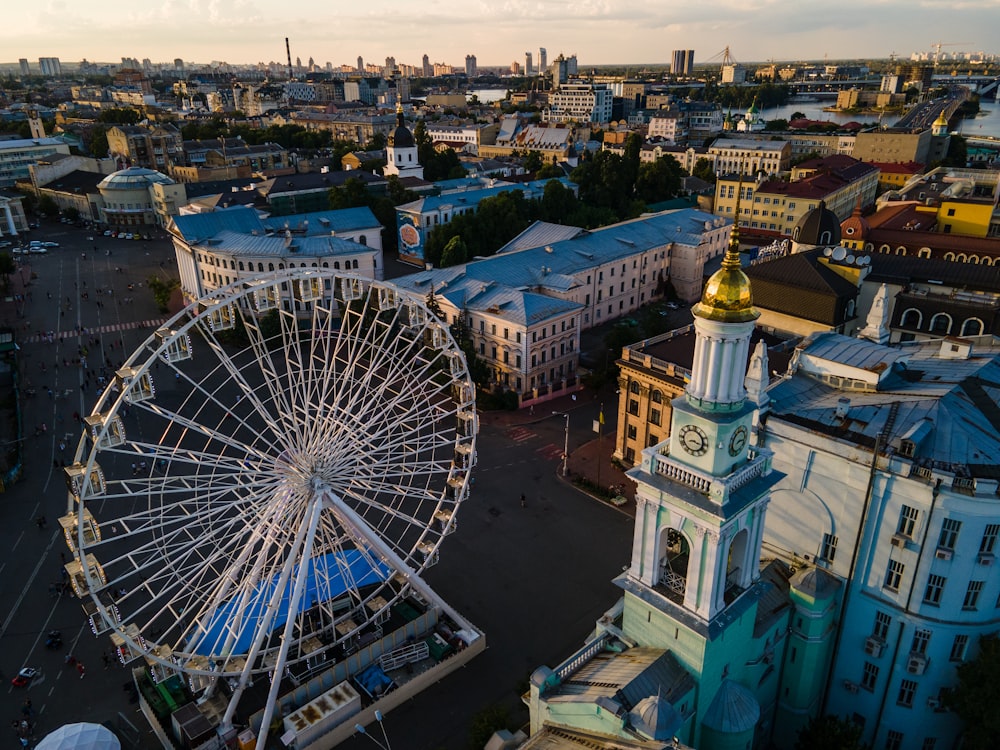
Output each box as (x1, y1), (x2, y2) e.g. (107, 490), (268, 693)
(3, 0), (999, 69)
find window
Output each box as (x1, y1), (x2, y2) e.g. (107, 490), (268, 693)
(897, 679), (917, 708)
(963, 580), (985, 610)
(652, 390), (663, 404)
(650, 408), (661, 426)
(898, 505), (918, 537)
(628, 399), (639, 416)
(923, 574), (945, 606)
(516, 332), (522, 344)
(821, 533), (838, 563)
(950, 634), (969, 662)
(627, 425), (637, 440)
(630, 381), (640, 394)
(922, 739), (937, 750)
(939, 518), (961, 550)
(873, 611), (891, 640)
(886, 730), (904, 750)
(981, 524), (1000, 553)
(911, 629), (931, 655)
(947, 208), (956, 217)
(884, 560), (904, 591)
(861, 661), (879, 691)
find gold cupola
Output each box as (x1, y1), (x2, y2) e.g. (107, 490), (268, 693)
(693, 219), (759, 324)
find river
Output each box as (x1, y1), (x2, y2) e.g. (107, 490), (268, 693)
(760, 99), (1000, 139)
(467, 88), (1000, 139)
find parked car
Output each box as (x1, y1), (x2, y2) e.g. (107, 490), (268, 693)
(28, 247), (47, 254)
(0, 241), (11, 248)
(103, 230), (112, 236)
(42, 241), (59, 248)
(124, 233), (133, 240)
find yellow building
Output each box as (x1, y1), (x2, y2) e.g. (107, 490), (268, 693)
(714, 155), (879, 236)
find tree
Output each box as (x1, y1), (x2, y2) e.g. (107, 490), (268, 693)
(766, 118), (789, 131)
(97, 107), (142, 125)
(635, 155), (684, 205)
(440, 236), (468, 267)
(692, 157), (717, 184)
(945, 633), (1000, 749)
(791, 111), (807, 121)
(36, 194), (58, 218)
(522, 150), (543, 173)
(794, 714), (869, 750)
(327, 178), (370, 210)
(89, 126), (110, 159)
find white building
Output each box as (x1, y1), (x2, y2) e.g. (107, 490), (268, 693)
(383, 106), (423, 179)
(548, 83), (613, 124)
(647, 112), (688, 145)
(0, 137), (71, 187)
(168, 205), (384, 306)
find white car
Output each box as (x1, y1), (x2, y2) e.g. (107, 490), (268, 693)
(0, 241), (11, 248)
(124, 232), (133, 240)
(103, 230), (113, 236)
(42, 242), (59, 248)
(28, 246), (47, 254)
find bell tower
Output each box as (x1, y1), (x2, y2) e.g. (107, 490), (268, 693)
(626, 209), (778, 623)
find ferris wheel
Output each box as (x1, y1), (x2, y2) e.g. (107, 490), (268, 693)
(60, 268), (477, 735)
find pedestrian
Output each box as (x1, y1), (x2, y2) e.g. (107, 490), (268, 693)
(77, 661), (85, 679)
(35, 515), (46, 530)
(520, 493), (527, 508)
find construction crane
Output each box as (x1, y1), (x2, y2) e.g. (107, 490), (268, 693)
(931, 42), (971, 64)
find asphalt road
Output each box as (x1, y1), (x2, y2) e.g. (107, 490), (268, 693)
(1, 223), (636, 750)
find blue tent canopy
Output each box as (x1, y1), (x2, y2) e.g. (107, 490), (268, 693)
(189, 550), (391, 656)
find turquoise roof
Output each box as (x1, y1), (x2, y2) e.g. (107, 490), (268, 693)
(260, 206), (380, 236)
(398, 177), (573, 216)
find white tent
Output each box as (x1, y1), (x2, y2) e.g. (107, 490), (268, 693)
(36, 723), (121, 750)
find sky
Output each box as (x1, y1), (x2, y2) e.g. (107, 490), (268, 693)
(3, 0), (999, 68)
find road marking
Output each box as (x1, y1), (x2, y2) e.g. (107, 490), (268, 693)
(22, 318), (167, 343)
(506, 427), (535, 443)
(0, 531), (60, 641)
(11, 530), (24, 553)
(536, 444), (564, 460)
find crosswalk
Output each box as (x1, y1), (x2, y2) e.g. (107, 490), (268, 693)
(23, 319), (167, 344)
(505, 426), (563, 462)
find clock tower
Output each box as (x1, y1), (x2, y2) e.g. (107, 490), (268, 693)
(626, 215), (777, 622)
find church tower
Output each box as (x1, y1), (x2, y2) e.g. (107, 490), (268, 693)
(620, 215), (785, 749)
(384, 103), (423, 179)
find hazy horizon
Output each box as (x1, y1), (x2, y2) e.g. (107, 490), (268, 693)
(3, 0), (998, 71)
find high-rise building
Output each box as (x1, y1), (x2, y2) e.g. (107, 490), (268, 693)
(565, 54), (578, 76)
(510, 61), (521, 76)
(38, 57), (61, 77)
(524, 51), (533, 77)
(384, 56), (396, 77)
(539, 48), (547, 72)
(18, 59), (29, 76)
(672, 49), (695, 76)
(174, 58), (184, 73)
(465, 55), (477, 78)
(422, 54), (431, 77)
(357, 56), (364, 73)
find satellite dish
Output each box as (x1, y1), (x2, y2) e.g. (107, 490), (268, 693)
(832, 247), (847, 261)
(846, 254), (855, 264)
(823, 247), (833, 256)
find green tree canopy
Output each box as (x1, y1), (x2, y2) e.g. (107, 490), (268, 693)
(97, 108), (142, 124)
(692, 157), (717, 183)
(945, 633), (1000, 749)
(440, 235), (468, 267)
(635, 155), (684, 205)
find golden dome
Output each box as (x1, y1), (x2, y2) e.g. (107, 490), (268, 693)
(933, 111), (948, 127)
(693, 224), (760, 323)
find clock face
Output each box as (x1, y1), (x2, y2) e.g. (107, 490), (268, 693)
(729, 425), (749, 456)
(679, 424), (708, 456)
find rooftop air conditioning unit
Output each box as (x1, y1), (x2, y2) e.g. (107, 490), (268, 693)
(843, 680), (859, 694)
(935, 547), (953, 561)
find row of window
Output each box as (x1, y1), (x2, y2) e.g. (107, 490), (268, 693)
(899, 309), (985, 337)
(884, 557), (991, 609)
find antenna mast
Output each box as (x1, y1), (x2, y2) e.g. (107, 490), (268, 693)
(286, 37), (293, 82)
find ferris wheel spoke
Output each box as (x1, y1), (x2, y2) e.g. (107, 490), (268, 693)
(202, 310), (300, 448)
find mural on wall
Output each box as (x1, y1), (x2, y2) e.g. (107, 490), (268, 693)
(397, 213), (423, 266)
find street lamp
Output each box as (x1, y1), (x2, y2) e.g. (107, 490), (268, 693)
(552, 411), (569, 477)
(354, 710), (393, 750)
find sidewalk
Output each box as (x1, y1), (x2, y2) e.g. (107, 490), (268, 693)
(478, 385), (638, 516)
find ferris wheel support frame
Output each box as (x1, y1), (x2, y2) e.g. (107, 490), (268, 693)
(248, 495), (324, 750)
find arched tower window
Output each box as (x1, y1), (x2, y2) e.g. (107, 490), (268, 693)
(961, 318), (984, 337)
(930, 313), (952, 335)
(901, 308), (922, 329)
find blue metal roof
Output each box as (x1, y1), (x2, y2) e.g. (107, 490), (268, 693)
(189, 550), (390, 657)
(260, 206), (380, 236)
(171, 206), (265, 243)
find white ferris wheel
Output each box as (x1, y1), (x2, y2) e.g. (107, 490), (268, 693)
(60, 268), (478, 739)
